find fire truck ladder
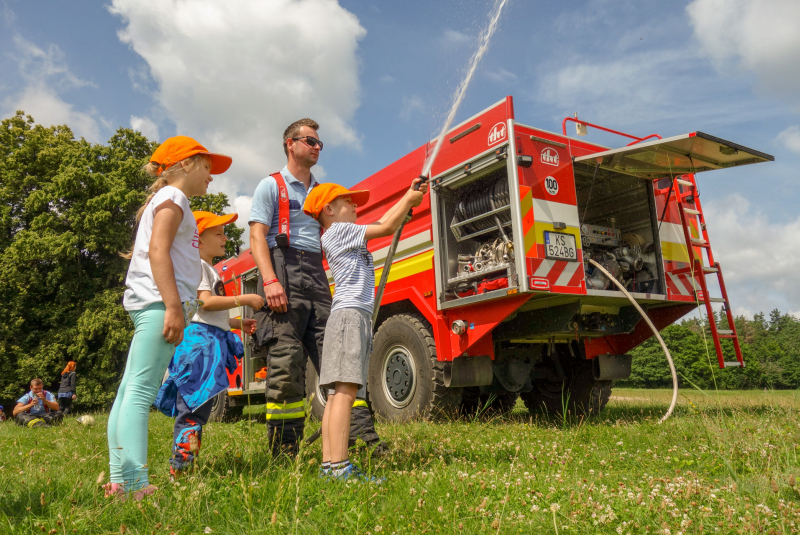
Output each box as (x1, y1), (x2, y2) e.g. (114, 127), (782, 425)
(669, 175), (744, 369)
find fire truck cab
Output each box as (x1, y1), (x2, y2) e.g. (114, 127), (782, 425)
(212, 96), (772, 422)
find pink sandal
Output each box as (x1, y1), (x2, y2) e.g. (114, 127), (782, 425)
(132, 485), (158, 501)
(102, 482), (125, 500)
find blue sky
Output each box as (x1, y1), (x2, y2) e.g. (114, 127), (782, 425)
(2, 0), (799, 317)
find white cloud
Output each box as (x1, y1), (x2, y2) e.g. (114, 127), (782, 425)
(687, 0), (800, 108)
(130, 115), (159, 141)
(485, 67), (517, 84)
(109, 0), (366, 201)
(400, 95), (424, 121)
(441, 28), (470, 47)
(380, 75), (395, 84)
(703, 194), (800, 317)
(7, 86), (101, 141)
(776, 126), (800, 155)
(537, 49), (685, 124)
(1, 34), (102, 141)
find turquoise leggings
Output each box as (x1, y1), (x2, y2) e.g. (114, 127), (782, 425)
(108, 303), (175, 490)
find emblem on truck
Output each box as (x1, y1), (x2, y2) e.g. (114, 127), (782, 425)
(541, 147), (559, 166)
(488, 122), (506, 146)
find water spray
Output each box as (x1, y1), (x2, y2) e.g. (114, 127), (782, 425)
(372, 0), (509, 326)
(421, 0), (508, 178)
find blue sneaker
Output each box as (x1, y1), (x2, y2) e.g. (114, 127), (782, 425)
(332, 464), (385, 485)
(319, 467), (331, 478)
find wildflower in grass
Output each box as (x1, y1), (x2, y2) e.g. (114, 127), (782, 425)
(551, 503), (561, 512)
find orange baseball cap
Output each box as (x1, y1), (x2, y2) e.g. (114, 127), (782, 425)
(303, 183), (370, 219)
(150, 136), (232, 176)
(194, 211), (238, 235)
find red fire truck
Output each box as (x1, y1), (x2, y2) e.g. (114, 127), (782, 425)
(209, 96), (773, 422)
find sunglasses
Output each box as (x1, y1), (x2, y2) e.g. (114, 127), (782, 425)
(291, 136), (324, 150)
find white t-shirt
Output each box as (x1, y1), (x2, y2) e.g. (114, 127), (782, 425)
(321, 222), (375, 314)
(123, 186), (201, 311)
(192, 260), (231, 331)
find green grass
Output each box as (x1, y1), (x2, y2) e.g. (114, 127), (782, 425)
(1, 389), (799, 534)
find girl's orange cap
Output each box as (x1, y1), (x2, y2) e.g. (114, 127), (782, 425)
(303, 183), (370, 219)
(150, 136), (232, 176)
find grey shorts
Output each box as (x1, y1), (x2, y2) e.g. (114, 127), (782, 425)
(319, 307), (373, 391)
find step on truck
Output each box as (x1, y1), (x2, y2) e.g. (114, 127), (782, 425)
(212, 96), (773, 422)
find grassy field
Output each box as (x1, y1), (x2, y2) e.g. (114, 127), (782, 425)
(1, 389), (799, 534)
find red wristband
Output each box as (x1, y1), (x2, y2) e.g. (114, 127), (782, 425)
(263, 279), (279, 286)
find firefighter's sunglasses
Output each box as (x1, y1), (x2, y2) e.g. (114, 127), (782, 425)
(291, 136), (323, 150)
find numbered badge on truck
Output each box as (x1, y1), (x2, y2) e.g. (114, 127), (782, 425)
(544, 231), (577, 261)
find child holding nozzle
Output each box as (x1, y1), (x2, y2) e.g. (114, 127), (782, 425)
(106, 136), (232, 501)
(303, 177), (426, 482)
(155, 211), (264, 479)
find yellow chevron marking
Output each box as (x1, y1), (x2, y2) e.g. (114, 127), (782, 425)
(374, 250), (434, 286)
(661, 241), (690, 263)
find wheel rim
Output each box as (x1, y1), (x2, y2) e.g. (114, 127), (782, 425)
(211, 391), (222, 413)
(381, 344), (416, 408)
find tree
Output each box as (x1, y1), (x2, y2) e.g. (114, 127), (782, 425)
(0, 112), (245, 409)
(0, 112), (156, 408)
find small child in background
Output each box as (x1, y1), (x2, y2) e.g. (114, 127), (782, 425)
(303, 177), (426, 481)
(0, 405), (7, 422)
(155, 211), (264, 479)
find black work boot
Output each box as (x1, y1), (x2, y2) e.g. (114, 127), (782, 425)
(348, 406), (390, 458)
(269, 420), (303, 458)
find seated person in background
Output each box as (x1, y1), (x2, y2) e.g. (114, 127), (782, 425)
(0, 405), (7, 421)
(13, 378), (62, 428)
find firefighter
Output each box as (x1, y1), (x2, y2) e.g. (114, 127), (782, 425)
(249, 118), (387, 457)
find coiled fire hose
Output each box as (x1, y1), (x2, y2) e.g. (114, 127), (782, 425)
(588, 259), (678, 423)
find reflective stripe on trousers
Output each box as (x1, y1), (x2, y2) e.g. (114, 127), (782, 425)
(265, 399), (306, 420)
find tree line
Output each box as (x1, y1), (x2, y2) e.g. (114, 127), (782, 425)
(619, 310), (800, 391)
(0, 113), (795, 411)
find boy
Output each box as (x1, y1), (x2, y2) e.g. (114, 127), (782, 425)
(303, 177), (426, 481)
(155, 211), (264, 478)
(13, 378), (62, 428)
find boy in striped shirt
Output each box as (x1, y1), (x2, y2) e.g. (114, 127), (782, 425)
(303, 178), (426, 481)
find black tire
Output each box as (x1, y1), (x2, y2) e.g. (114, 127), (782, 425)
(521, 346), (611, 417)
(368, 313), (461, 421)
(460, 388), (519, 416)
(208, 391), (243, 422)
(305, 356), (327, 421)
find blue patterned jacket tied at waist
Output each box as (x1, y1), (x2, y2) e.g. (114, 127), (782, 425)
(154, 322), (242, 416)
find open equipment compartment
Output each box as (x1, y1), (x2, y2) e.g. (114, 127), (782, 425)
(430, 143), (522, 308)
(573, 161), (665, 295)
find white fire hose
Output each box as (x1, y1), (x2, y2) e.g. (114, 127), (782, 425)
(588, 259), (678, 423)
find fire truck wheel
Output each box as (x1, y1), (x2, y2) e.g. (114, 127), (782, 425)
(521, 350), (611, 417)
(305, 356), (327, 421)
(208, 391), (243, 423)
(460, 388), (519, 416)
(368, 313), (461, 421)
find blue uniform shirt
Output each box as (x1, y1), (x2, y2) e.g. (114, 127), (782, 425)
(17, 390), (55, 415)
(249, 166), (321, 253)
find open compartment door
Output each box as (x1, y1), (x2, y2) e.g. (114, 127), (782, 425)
(574, 132), (774, 179)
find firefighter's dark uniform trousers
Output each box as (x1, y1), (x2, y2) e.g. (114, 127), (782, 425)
(255, 247), (379, 452)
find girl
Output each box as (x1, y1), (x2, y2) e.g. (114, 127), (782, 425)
(57, 361), (77, 414)
(105, 136), (231, 500)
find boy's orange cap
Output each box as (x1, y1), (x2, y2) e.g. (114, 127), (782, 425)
(303, 183), (370, 219)
(150, 136), (232, 176)
(193, 211), (238, 235)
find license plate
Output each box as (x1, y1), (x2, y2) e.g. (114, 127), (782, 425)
(544, 231), (578, 261)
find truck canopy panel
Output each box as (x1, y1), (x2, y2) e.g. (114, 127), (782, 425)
(574, 132), (774, 180)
